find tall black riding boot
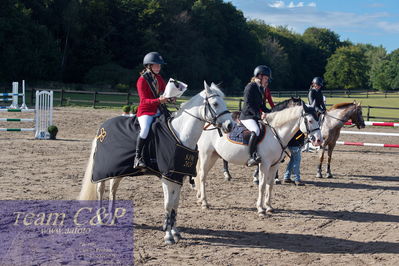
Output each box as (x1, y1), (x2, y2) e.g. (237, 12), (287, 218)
(247, 132), (261, 167)
(134, 136), (147, 168)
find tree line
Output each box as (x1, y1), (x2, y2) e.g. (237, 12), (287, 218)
(1, 0), (398, 95)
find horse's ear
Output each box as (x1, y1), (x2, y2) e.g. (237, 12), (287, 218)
(204, 80), (211, 95)
(203, 80), (209, 89)
(302, 101), (308, 111)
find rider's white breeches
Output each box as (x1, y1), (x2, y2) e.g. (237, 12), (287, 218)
(138, 115), (154, 139)
(241, 119), (260, 136)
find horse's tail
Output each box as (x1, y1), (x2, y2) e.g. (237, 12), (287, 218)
(78, 139), (97, 200)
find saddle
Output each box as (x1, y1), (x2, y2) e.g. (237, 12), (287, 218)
(92, 115), (198, 185)
(227, 118), (266, 145)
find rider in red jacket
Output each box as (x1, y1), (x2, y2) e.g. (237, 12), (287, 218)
(264, 86), (275, 109)
(134, 52), (170, 168)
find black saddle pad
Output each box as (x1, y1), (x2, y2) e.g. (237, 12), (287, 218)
(92, 115), (197, 185)
(227, 122), (266, 145)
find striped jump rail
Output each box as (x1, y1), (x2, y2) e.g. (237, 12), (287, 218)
(345, 121), (399, 127)
(0, 93), (24, 96)
(0, 118), (34, 122)
(340, 131), (399, 137)
(0, 108), (35, 112)
(0, 128), (35, 132)
(337, 141), (399, 148)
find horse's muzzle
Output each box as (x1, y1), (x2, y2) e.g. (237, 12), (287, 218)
(221, 120), (233, 133)
(310, 135), (323, 146)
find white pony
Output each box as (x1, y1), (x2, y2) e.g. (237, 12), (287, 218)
(78, 82), (233, 244)
(195, 103), (323, 216)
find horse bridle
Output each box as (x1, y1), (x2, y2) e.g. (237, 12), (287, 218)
(302, 110), (321, 135)
(266, 110), (320, 167)
(183, 94), (230, 133)
(324, 105), (363, 128)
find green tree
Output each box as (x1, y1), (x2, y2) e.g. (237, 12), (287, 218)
(370, 59), (391, 91)
(324, 46), (369, 90)
(0, 0), (60, 81)
(303, 27), (341, 59)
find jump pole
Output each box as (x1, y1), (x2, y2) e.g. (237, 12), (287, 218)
(336, 141), (399, 148)
(340, 131), (399, 137)
(345, 121), (399, 127)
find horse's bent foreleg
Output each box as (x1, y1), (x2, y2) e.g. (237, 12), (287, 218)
(316, 147), (325, 178)
(326, 143), (336, 178)
(162, 179), (182, 244)
(222, 160), (232, 181)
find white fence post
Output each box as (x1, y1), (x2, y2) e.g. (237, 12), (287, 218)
(10, 82), (19, 109)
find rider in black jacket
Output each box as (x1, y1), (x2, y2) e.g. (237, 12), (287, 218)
(308, 77), (326, 115)
(240, 65), (272, 167)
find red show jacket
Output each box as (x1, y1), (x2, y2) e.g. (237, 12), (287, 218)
(136, 74), (166, 117)
(264, 87), (275, 108)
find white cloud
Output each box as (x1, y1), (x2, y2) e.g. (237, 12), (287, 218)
(269, 1), (315, 9)
(377, 21), (399, 33)
(288, 2), (304, 8)
(269, 1), (285, 8)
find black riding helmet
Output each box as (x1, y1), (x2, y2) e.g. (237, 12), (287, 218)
(312, 77), (323, 86)
(254, 65), (272, 83)
(143, 52), (166, 66)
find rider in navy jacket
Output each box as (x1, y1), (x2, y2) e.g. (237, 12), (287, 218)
(308, 77), (326, 115)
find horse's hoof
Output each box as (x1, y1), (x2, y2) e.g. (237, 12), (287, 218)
(173, 232), (182, 243)
(253, 179), (259, 185)
(316, 172), (323, 178)
(326, 173), (333, 178)
(266, 207), (274, 213)
(258, 211), (267, 217)
(224, 172), (232, 181)
(164, 238), (175, 245)
(274, 179), (281, 185)
(201, 203), (209, 209)
(190, 183), (196, 190)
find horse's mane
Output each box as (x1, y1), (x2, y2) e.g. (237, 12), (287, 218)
(265, 105), (302, 127)
(329, 102), (353, 111)
(174, 83), (225, 117)
(272, 97), (303, 112)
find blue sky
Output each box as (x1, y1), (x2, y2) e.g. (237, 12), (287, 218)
(226, 0), (398, 53)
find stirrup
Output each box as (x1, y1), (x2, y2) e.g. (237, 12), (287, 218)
(247, 156), (261, 167)
(134, 157), (146, 169)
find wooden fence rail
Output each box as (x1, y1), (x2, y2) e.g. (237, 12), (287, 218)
(25, 88), (399, 121)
